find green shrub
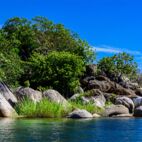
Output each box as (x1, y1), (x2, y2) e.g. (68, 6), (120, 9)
(24, 80), (30, 87)
(98, 52), (138, 81)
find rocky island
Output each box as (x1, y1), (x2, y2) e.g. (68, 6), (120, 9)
(0, 17), (142, 119)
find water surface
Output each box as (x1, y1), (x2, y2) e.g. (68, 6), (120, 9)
(0, 118), (142, 142)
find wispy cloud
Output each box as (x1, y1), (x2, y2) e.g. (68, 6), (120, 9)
(93, 45), (142, 70)
(93, 45), (142, 55)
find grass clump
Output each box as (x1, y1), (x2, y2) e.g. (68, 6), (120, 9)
(15, 98), (71, 118)
(69, 100), (103, 114)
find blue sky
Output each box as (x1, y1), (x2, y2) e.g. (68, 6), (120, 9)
(0, 0), (142, 69)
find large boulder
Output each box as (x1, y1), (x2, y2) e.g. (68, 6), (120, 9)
(43, 89), (68, 106)
(104, 105), (129, 117)
(134, 106), (142, 117)
(115, 96), (134, 113)
(68, 109), (93, 118)
(15, 87), (42, 103)
(0, 93), (18, 117)
(91, 93), (106, 108)
(87, 89), (106, 108)
(0, 82), (17, 106)
(132, 96), (142, 108)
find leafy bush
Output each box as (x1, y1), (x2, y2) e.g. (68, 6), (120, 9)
(97, 52), (138, 81)
(27, 51), (85, 97)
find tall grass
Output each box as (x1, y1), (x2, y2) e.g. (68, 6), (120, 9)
(69, 100), (103, 114)
(15, 98), (72, 118)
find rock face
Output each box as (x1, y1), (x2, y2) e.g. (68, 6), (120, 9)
(0, 93), (18, 117)
(135, 88), (142, 96)
(119, 76), (139, 90)
(0, 82), (17, 106)
(43, 89), (68, 106)
(87, 79), (112, 92)
(91, 92), (106, 108)
(15, 87), (42, 103)
(104, 105), (129, 117)
(134, 106), (142, 117)
(85, 64), (97, 76)
(81, 76), (136, 97)
(68, 109), (93, 118)
(115, 96), (134, 113)
(110, 83), (136, 97)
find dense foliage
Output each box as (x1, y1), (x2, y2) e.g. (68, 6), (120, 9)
(97, 52), (138, 81)
(0, 16), (95, 96)
(27, 51), (85, 97)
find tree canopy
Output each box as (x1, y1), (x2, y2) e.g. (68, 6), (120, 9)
(0, 16), (95, 96)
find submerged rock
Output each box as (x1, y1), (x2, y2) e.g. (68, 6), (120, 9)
(134, 106), (142, 117)
(68, 109), (93, 118)
(92, 113), (101, 118)
(0, 93), (18, 117)
(15, 87), (42, 103)
(113, 114), (133, 117)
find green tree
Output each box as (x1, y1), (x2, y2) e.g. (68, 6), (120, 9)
(32, 16), (95, 63)
(3, 17), (37, 60)
(97, 52), (138, 81)
(0, 30), (23, 85)
(27, 51), (85, 97)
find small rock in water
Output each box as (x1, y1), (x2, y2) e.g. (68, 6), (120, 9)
(68, 109), (93, 118)
(92, 113), (101, 118)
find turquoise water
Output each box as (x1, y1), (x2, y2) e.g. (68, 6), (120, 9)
(0, 118), (142, 142)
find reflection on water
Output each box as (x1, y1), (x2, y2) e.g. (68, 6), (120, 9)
(0, 118), (142, 142)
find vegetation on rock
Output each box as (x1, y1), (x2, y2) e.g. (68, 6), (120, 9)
(97, 52), (138, 82)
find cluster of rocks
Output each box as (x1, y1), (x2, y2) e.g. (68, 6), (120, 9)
(0, 83), (69, 118)
(0, 64), (142, 119)
(71, 64), (142, 118)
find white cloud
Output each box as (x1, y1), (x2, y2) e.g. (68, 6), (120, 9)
(93, 45), (142, 55)
(93, 45), (142, 70)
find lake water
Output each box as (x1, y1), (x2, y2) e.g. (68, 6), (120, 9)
(0, 118), (142, 142)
